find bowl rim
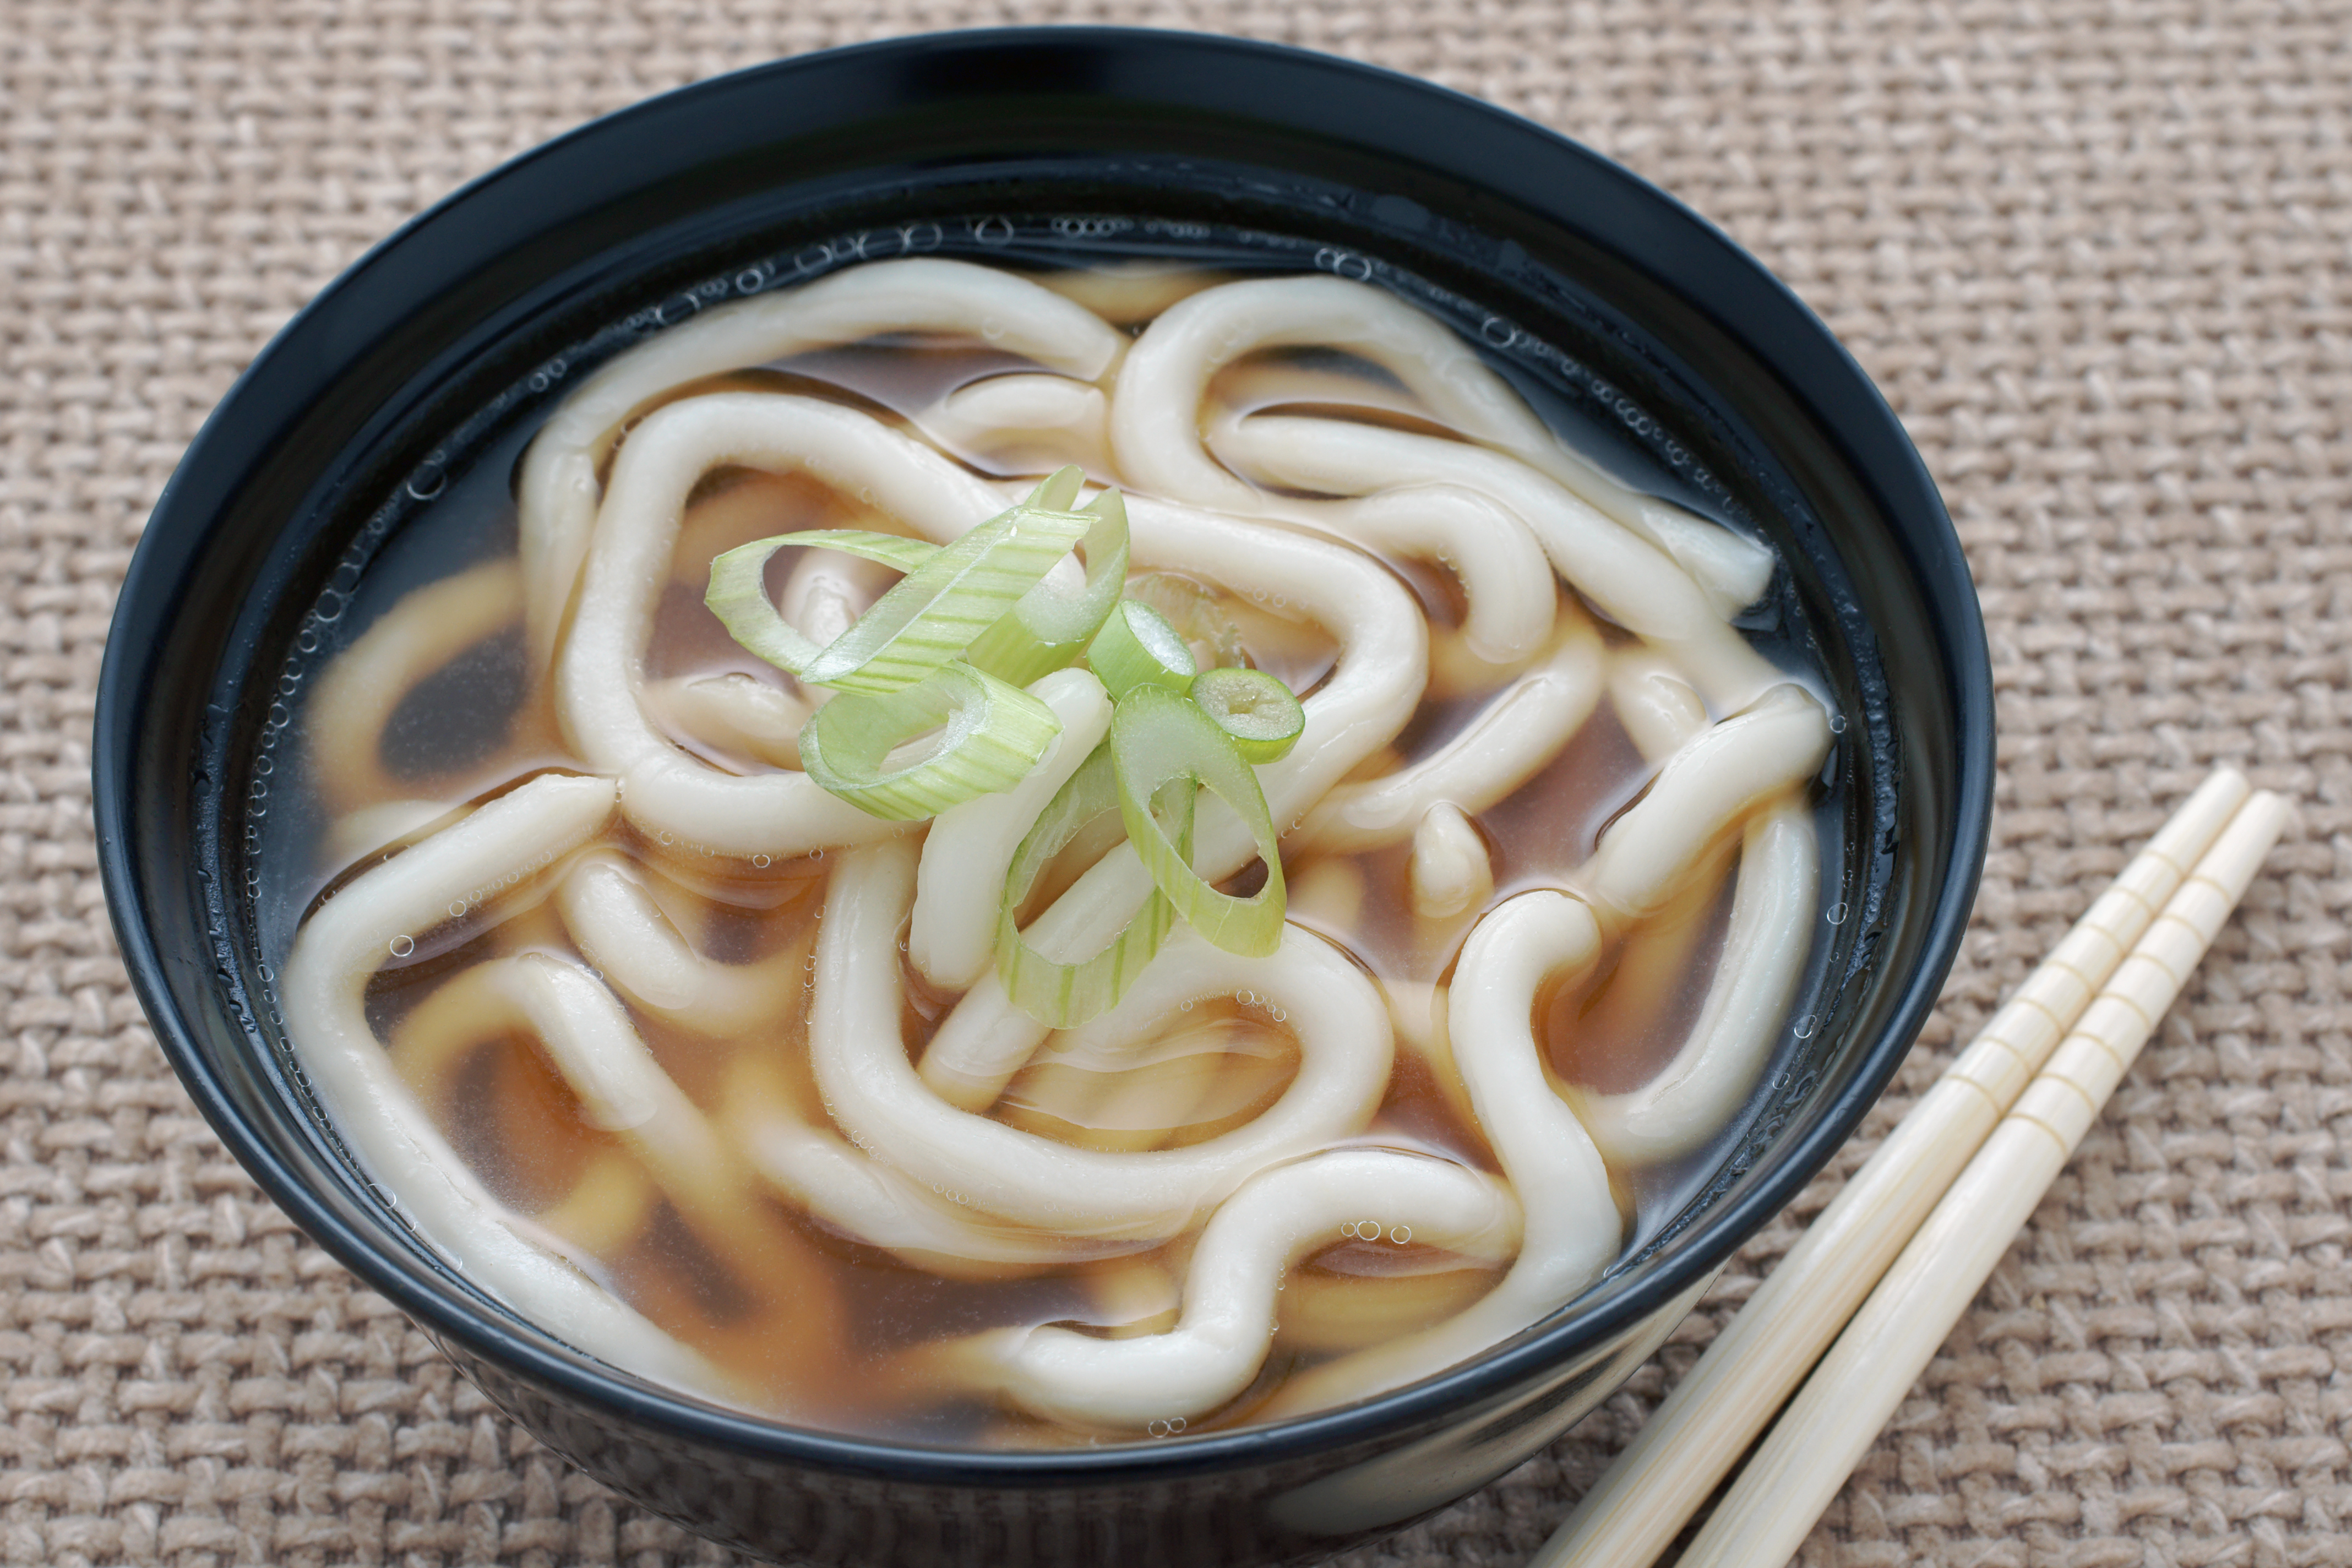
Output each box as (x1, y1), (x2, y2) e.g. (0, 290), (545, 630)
(95, 24), (1994, 1485)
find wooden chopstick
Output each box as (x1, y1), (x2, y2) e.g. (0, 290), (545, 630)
(1675, 788), (2291, 1568)
(1533, 765), (2256, 1568)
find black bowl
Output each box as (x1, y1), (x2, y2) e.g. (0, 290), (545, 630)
(95, 28), (1991, 1568)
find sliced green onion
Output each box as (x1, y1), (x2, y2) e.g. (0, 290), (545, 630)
(1189, 667), (1304, 764)
(1110, 684), (1287, 958)
(736, 528), (940, 575)
(962, 486), (1131, 688)
(1125, 571), (1249, 670)
(707, 502), (1091, 696)
(703, 531), (939, 682)
(996, 744), (1194, 1027)
(1027, 465), (1085, 513)
(1086, 600), (1196, 700)
(798, 662), (1063, 821)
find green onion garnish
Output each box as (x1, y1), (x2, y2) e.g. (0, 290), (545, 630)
(1085, 600), (1197, 700)
(962, 485), (1131, 688)
(798, 662), (1064, 821)
(1110, 684), (1288, 959)
(1188, 666), (1305, 764)
(1125, 570), (1248, 669)
(995, 744), (1193, 1027)
(700, 462), (1311, 1017)
(705, 473), (1101, 696)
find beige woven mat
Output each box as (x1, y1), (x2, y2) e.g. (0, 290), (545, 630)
(5, 1), (2348, 1563)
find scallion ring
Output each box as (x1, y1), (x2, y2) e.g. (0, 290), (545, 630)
(1110, 684), (1288, 958)
(1189, 666), (1305, 764)
(1026, 465), (1085, 513)
(798, 662), (1064, 821)
(707, 498), (1092, 696)
(1086, 599), (1196, 700)
(962, 483), (1131, 688)
(1125, 570), (1249, 670)
(995, 744), (1194, 1026)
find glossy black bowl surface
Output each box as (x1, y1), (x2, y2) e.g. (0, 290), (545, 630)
(94, 28), (1992, 1568)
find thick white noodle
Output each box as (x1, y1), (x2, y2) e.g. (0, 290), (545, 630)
(407, 899), (1099, 1280)
(467, 954), (1044, 1374)
(1153, 351), (1561, 672)
(1378, 978), (1461, 1112)
(1409, 803), (1495, 921)
(1302, 613), (1605, 853)
(556, 393), (1006, 857)
(275, 774), (721, 1395)
(946, 1148), (1520, 1426)
(1609, 508), (1774, 624)
(554, 851), (802, 1036)
(909, 668), (1115, 997)
(1264, 890), (1621, 1417)
(1214, 413), (1777, 708)
(1581, 802), (1818, 1166)
(1202, 359), (1431, 427)
(1205, 479), (1556, 673)
(1607, 647), (1712, 761)
(387, 959), (696, 1266)
(913, 373), (1115, 478)
(774, 545), (899, 709)
(1577, 684), (1832, 918)
(1110, 273), (1771, 614)
(518, 258), (1125, 663)
(814, 841), (1393, 1239)
(1036, 264), (1233, 325)
(1132, 355), (1558, 674)
(642, 674), (808, 769)
(1577, 654), (1821, 1163)
(323, 798), (470, 869)
(916, 493), (1428, 1105)
(1427, 624), (1556, 703)
(482, 954), (726, 1180)
(723, 1079), (1126, 1278)
(1014, 1015), (1248, 1149)
(528, 1156), (654, 1260)
(306, 559), (525, 812)
(1110, 273), (1604, 508)
(1322, 487), (1556, 667)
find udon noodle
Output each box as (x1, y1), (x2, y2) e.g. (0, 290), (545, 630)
(273, 255), (1834, 1444)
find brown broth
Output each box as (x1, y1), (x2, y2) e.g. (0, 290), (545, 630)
(276, 273), (1817, 1445)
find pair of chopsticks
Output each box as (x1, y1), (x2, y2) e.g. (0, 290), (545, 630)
(1536, 766), (2291, 1568)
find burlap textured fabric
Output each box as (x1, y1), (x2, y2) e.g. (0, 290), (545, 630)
(5, 2), (2347, 1564)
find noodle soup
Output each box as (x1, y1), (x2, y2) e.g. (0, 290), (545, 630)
(261, 251), (1838, 1446)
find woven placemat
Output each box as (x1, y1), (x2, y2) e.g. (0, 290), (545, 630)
(5, 2), (2346, 1564)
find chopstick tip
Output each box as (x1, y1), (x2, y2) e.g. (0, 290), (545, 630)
(2247, 788), (2297, 840)
(2206, 791), (2295, 892)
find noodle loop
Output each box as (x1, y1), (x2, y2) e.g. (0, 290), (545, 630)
(945, 1148), (1518, 1426)
(814, 841), (1392, 1240)
(558, 392), (1007, 857)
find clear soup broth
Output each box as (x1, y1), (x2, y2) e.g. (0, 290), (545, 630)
(255, 227), (1843, 1446)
